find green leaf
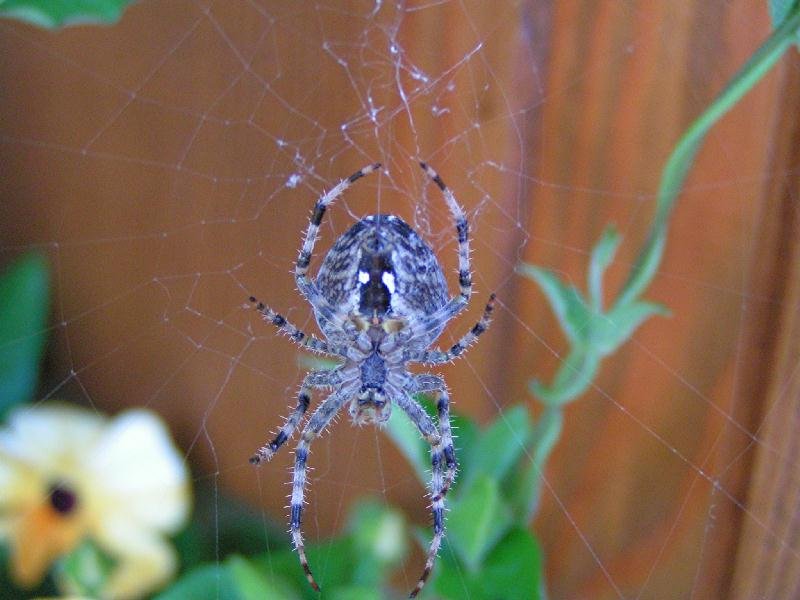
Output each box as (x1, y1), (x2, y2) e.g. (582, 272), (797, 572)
(155, 563), (241, 600)
(227, 555), (299, 600)
(250, 501), (403, 593)
(305, 538), (367, 591)
(480, 528), (543, 600)
(326, 586), (385, 600)
(508, 407), (563, 522)
(434, 528), (543, 600)
(348, 500), (407, 566)
(249, 549), (314, 598)
(523, 226), (666, 410)
(616, 231), (666, 308)
(529, 349), (600, 407)
(446, 475), (512, 570)
(385, 401), (430, 486)
(517, 264), (592, 344)
(344, 500), (407, 587)
(769, 0), (800, 45)
(0, 0), (135, 28)
(458, 405), (532, 493)
(594, 299), (670, 355)
(158, 556), (299, 600)
(56, 539), (116, 598)
(0, 253), (49, 418)
(174, 483), (288, 573)
(384, 392), (487, 498)
(588, 226), (620, 311)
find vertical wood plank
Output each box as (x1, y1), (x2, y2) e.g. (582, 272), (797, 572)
(728, 58), (800, 599)
(508, 2), (798, 598)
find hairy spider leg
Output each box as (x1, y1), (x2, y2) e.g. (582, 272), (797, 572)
(291, 163), (382, 334)
(399, 375), (457, 598)
(394, 162), (475, 347)
(391, 386), (453, 598)
(250, 369), (342, 464)
(412, 374), (458, 493)
(411, 293), (496, 364)
(291, 386), (355, 592)
(419, 162), (472, 301)
(295, 163), (382, 289)
(249, 296), (345, 357)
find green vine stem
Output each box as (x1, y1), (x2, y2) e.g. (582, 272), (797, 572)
(619, 1), (800, 306)
(519, 2), (800, 519)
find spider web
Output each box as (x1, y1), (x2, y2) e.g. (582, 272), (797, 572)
(0, 1), (797, 598)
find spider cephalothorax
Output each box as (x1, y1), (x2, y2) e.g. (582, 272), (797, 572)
(249, 162), (494, 597)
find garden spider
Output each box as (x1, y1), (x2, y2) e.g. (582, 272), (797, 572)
(249, 162), (494, 597)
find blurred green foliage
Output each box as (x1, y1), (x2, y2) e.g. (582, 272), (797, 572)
(387, 399), (544, 599)
(0, 253), (49, 419)
(57, 540), (117, 598)
(518, 227), (668, 407)
(159, 499), (408, 600)
(153, 402), (546, 599)
(0, 0), (135, 28)
(770, 0), (800, 45)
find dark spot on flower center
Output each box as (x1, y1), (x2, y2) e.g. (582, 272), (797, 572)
(48, 483), (78, 515)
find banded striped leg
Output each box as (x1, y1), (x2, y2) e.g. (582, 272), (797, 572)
(291, 386), (353, 592)
(249, 296), (343, 357)
(393, 162), (474, 345)
(413, 375), (457, 495)
(393, 389), (441, 445)
(295, 163), (382, 293)
(250, 369), (341, 465)
(393, 386), (448, 493)
(419, 162), (473, 304)
(393, 389), (449, 598)
(406, 376), (457, 599)
(411, 293), (496, 364)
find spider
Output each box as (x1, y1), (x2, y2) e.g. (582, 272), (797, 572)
(248, 162), (495, 598)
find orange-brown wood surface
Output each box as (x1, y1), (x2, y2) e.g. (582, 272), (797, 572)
(1, 1), (799, 598)
(727, 61), (800, 600)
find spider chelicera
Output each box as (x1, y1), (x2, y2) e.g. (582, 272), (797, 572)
(249, 162), (495, 597)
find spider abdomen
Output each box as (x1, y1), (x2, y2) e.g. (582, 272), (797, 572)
(315, 215), (449, 330)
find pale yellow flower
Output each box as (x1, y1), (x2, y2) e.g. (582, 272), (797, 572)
(0, 404), (191, 599)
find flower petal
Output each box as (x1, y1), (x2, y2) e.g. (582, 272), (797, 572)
(0, 404), (105, 469)
(0, 452), (40, 511)
(92, 522), (178, 600)
(86, 409), (190, 533)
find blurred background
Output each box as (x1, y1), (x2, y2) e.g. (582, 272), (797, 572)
(2, 1), (799, 598)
